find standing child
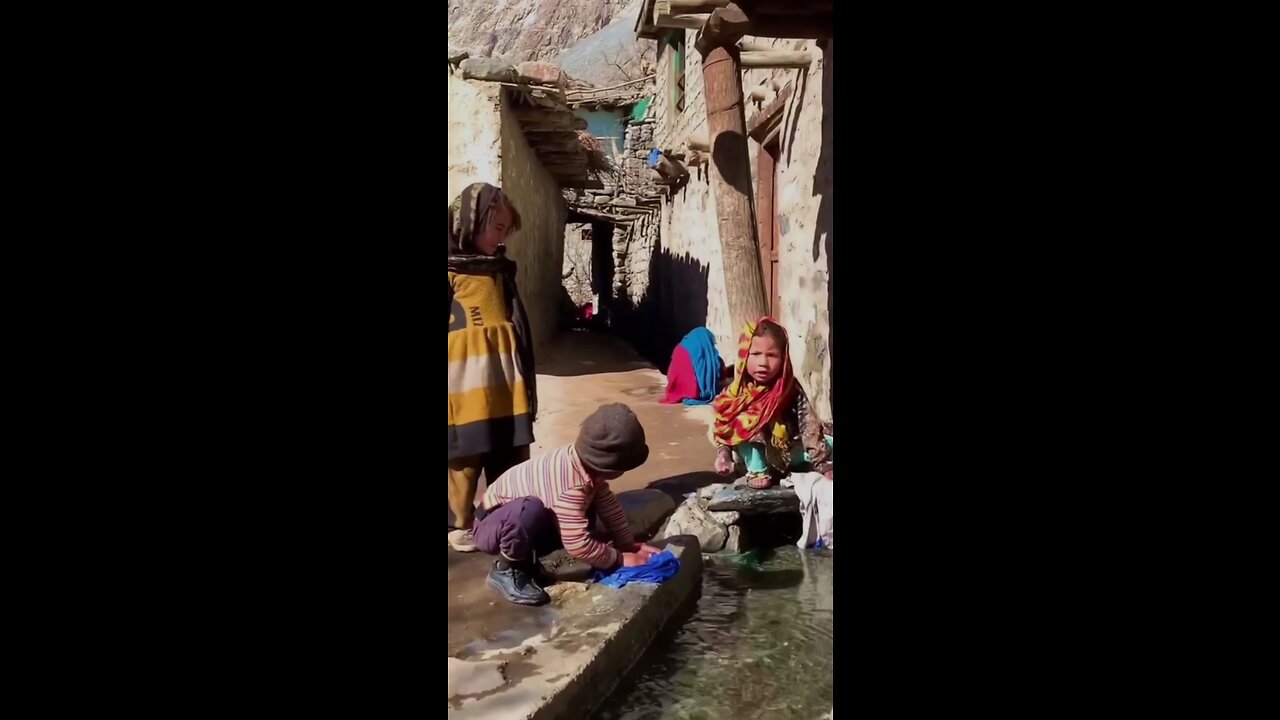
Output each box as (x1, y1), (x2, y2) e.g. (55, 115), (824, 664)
(711, 318), (833, 488)
(448, 183), (538, 552)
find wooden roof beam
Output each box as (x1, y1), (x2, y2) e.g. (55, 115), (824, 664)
(669, 0), (730, 10)
(739, 50), (813, 68)
(695, 3), (751, 54)
(655, 12), (711, 29)
(688, 3), (832, 44)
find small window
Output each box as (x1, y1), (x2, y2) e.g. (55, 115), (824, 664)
(666, 31), (686, 115)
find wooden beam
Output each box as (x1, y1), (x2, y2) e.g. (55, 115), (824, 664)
(670, 0), (730, 10)
(655, 13), (711, 29)
(530, 137), (581, 152)
(687, 135), (710, 152)
(695, 3), (752, 54)
(747, 82), (793, 141)
(513, 113), (572, 127)
(740, 50), (812, 68)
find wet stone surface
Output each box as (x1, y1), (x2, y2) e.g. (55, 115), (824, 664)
(706, 485), (800, 514)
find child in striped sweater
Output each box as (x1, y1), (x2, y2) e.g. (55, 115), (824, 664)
(474, 403), (662, 606)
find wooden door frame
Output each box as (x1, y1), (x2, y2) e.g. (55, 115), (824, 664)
(756, 137), (781, 318)
(749, 84), (792, 320)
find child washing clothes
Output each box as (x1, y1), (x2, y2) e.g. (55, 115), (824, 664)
(473, 403), (663, 606)
(711, 318), (833, 489)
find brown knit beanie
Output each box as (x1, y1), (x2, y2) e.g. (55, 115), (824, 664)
(574, 403), (649, 473)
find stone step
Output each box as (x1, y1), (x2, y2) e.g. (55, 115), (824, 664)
(705, 485), (800, 514)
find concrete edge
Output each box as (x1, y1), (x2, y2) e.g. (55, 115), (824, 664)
(531, 534), (704, 720)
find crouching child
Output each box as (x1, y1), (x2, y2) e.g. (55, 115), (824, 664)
(473, 403), (662, 606)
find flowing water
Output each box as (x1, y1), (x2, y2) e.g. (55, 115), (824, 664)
(593, 547), (834, 720)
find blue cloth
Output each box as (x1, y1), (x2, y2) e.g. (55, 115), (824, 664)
(646, 148), (662, 168)
(593, 550), (681, 588)
(678, 327), (721, 406)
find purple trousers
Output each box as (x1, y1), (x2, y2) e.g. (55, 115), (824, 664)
(473, 497), (558, 562)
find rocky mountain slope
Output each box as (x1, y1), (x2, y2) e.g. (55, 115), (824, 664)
(555, 7), (654, 87)
(448, 0), (638, 65)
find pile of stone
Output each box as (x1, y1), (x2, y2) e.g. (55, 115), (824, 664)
(620, 121), (657, 189)
(654, 482), (801, 553)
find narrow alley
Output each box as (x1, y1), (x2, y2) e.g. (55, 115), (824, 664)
(447, 1), (834, 713)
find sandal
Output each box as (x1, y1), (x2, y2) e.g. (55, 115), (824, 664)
(746, 473), (775, 489)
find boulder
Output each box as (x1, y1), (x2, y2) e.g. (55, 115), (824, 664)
(538, 549), (593, 582)
(722, 524), (746, 553)
(708, 510), (740, 525)
(596, 489), (676, 539)
(697, 482), (731, 508)
(516, 61), (563, 86)
(460, 58), (516, 82)
(655, 496), (726, 552)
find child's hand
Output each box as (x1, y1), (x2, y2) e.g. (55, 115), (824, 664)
(621, 542), (661, 560)
(714, 452), (734, 476)
(621, 552), (650, 568)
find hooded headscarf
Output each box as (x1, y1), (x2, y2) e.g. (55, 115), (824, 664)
(447, 182), (537, 420)
(712, 317), (797, 464)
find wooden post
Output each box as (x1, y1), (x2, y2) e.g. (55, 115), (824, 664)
(697, 3), (768, 327)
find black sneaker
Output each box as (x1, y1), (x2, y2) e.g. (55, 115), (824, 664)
(487, 561), (550, 606)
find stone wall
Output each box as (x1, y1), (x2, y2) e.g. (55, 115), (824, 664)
(560, 106), (674, 364)
(500, 91), (568, 357)
(638, 35), (835, 423)
(562, 223), (594, 307)
(447, 68), (502, 202)
(447, 67), (570, 358)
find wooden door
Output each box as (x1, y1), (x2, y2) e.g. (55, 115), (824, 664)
(756, 138), (782, 319)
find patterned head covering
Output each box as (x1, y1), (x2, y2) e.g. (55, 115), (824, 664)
(712, 317), (797, 458)
(449, 182), (521, 258)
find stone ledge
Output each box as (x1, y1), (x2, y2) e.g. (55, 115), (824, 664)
(448, 535), (704, 719)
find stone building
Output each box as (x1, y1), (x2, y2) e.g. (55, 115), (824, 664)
(572, 0), (835, 421)
(447, 57), (603, 356)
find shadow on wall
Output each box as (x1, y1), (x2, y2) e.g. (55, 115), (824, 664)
(712, 130), (754, 197)
(611, 244), (711, 374)
(590, 220), (615, 300)
(814, 39), (834, 422)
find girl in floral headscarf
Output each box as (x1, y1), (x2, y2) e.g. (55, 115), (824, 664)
(711, 318), (832, 488)
(447, 183), (538, 551)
